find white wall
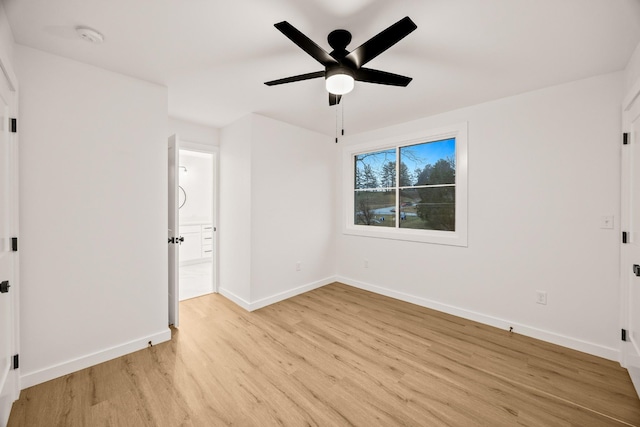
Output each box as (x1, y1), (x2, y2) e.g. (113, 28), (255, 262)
(219, 114), (336, 309)
(16, 45), (170, 387)
(625, 40), (640, 94)
(0, 3), (16, 84)
(336, 72), (624, 360)
(219, 115), (252, 303)
(250, 115), (336, 304)
(178, 150), (213, 224)
(168, 117), (219, 146)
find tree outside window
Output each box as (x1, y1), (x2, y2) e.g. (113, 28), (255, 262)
(354, 138), (456, 231)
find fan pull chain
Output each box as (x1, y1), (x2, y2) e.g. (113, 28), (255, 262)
(341, 96), (345, 137)
(335, 101), (339, 143)
(333, 97), (346, 143)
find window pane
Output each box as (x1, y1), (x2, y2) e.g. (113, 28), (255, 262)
(355, 148), (396, 189)
(354, 190), (396, 227)
(400, 138), (456, 186)
(400, 187), (455, 231)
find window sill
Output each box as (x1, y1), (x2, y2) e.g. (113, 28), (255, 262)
(343, 224), (468, 247)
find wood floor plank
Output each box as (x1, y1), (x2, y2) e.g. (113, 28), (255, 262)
(8, 282), (640, 426)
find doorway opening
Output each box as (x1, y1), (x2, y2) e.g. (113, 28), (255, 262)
(178, 147), (216, 301)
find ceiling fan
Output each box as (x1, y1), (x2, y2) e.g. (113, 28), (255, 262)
(264, 16), (417, 105)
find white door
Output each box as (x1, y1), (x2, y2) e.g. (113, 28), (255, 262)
(0, 63), (18, 425)
(622, 82), (640, 394)
(168, 135), (179, 327)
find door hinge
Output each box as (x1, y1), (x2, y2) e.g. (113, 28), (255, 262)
(622, 329), (628, 342)
(623, 132), (629, 145)
(0, 281), (9, 293)
(623, 231), (629, 244)
(635, 264), (640, 277)
(10, 118), (16, 133)
(13, 354), (18, 370)
(11, 237), (17, 252)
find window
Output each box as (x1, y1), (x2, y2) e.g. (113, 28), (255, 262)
(344, 123), (467, 246)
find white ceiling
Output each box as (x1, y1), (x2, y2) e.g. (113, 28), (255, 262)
(4, 0), (640, 136)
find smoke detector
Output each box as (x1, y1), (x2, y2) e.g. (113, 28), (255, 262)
(75, 26), (104, 44)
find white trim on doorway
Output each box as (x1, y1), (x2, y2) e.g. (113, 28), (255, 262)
(620, 74), (640, 398)
(178, 141), (219, 295)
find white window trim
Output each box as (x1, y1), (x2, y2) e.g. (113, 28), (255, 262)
(342, 122), (468, 246)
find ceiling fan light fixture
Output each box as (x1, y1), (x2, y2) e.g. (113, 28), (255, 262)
(265, 17), (417, 104)
(325, 67), (354, 95)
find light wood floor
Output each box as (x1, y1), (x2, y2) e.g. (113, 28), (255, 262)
(8, 282), (640, 426)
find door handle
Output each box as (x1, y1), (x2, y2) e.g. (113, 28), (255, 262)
(0, 280), (9, 293)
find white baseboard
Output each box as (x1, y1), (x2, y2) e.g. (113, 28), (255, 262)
(19, 278), (619, 390)
(20, 329), (172, 389)
(337, 276), (619, 362)
(248, 276), (337, 311)
(220, 276), (337, 312)
(218, 287), (252, 311)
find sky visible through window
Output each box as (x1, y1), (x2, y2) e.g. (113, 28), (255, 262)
(400, 138), (456, 183)
(355, 138), (456, 189)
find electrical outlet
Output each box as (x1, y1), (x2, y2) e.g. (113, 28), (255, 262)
(536, 290), (547, 305)
(296, 261), (301, 271)
(364, 259), (369, 269)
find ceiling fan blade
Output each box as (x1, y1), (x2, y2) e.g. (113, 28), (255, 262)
(275, 21), (339, 67)
(265, 71), (325, 86)
(354, 68), (412, 86)
(329, 93), (342, 106)
(345, 16), (417, 69)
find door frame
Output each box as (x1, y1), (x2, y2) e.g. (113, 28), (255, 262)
(168, 135), (180, 327)
(0, 52), (20, 421)
(179, 141), (219, 294)
(621, 76), (640, 393)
